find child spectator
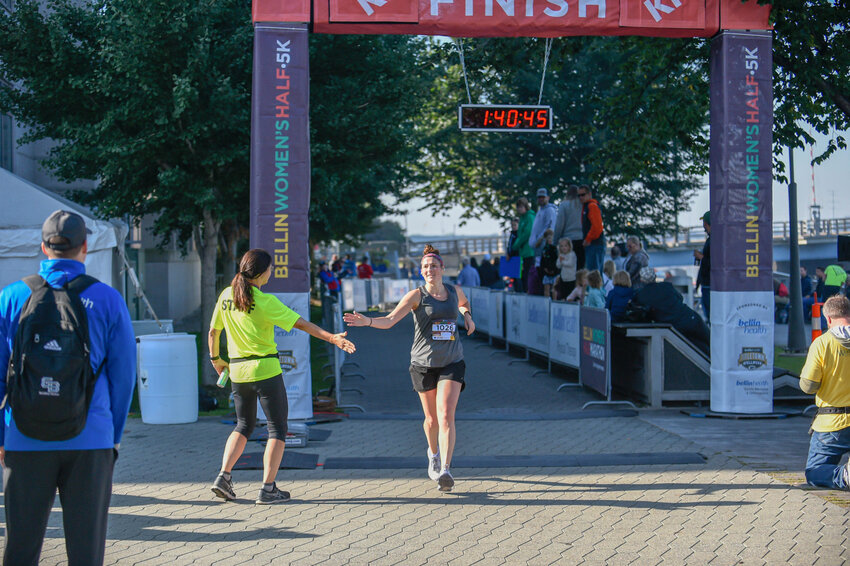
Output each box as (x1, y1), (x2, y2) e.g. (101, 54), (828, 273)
(540, 229), (559, 299)
(606, 270), (634, 322)
(566, 269), (588, 304)
(555, 238), (577, 300)
(584, 270), (606, 308)
(602, 260), (615, 294)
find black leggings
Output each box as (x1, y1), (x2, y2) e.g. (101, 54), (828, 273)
(232, 374), (288, 440)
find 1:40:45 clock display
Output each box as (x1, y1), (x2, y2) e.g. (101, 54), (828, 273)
(458, 104), (553, 133)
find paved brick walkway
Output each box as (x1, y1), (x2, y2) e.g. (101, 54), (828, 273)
(2, 317), (848, 564)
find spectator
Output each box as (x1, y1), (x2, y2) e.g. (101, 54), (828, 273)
(566, 269), (588, 304)
(824, 265), (847, 301)
(505, 218), (519, 259)
(602, 260), (615, 294)
(357, 256), (373, 279)
(815, 266), (826, 300)
(801, 266), (814, 322)
(578, 185), (605, 272)
(555, 237), (577, 300)
(0, 210), (136, 565)
(540, 229), (559, 299)
(694, 211), (711, 320)
(456, 257), (481, 287)
(342, 254), (356, 279)
(606, 270), (634, 322)
(528, 188), (558, 296)
(624, 236), (651, 290)
(477, 254), (501, 288)
(630, 266), (710, 355)
(318, 261), (340, 298)
(584, 270), (606, 308)
(799, 295), (850, 491)
(553, 184), (585, 270)
(511, 197), (536, 293)
(774, 277), (791, 323)
(610, 244), (626, 271)
(470, 257), (479, 270)
(331, 254), (343, 275)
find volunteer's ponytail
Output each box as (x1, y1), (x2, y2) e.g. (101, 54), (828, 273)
(232, 249), (272, 312)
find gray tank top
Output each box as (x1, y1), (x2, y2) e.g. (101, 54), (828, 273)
(410, 285), (464, 368)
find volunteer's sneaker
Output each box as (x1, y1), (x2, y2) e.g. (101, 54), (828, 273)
(211, 473), (236, 501)
(427, 450), (441, 481)
(438, 469), (454, 492)
(843, 459), (850, 490)
(256, 483), (291, 505)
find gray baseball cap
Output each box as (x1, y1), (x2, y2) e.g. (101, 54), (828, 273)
(42, 210), (90, 250)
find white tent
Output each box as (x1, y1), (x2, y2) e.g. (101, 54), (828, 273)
(0, 169), (128, 291)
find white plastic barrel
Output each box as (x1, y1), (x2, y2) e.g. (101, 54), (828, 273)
(136, 333), (198, 424)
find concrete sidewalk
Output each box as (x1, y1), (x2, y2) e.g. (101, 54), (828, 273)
(2, 317), (848, 565)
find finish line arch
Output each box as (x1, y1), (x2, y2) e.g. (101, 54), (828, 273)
(250, 0), (775, 416)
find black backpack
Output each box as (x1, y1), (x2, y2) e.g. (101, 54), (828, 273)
(541, 244), (559, 277)
(5, 274), (105, 441)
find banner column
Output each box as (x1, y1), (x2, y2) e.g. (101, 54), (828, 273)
(708, 30), (774, 414)
(250, 23), (313, 419)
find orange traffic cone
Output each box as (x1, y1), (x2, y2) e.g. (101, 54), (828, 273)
(812, 294), (823, 342)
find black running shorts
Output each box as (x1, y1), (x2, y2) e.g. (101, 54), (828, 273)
(409, 359), (466, 393)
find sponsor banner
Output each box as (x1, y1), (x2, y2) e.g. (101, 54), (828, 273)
(580, 306), (609, 397)
(549, 301), (581, 369)
(709, 31), (773, 293)
(708, 30), (773, 413)
(505, 293), (526, 346)
(710, 290), (773, 413)
(525, 295), (551, 353)
(385, 279), (411, 304)
(490, 290), (505, 339)
(301, 0), (770, 37)
(341, 278), (368, 311)
(250, 24), (310, 294)
(271, 293), (313, 420)
(469, 287), (491, 335)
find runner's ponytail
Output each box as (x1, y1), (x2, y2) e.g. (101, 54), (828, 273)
(232, 249), (272, 312)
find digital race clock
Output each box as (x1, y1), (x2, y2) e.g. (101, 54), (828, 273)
(458, 104), (553, 133)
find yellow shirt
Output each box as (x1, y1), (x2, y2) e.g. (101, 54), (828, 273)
(210, 287), (300, 383)
(800, 329), (850, 432)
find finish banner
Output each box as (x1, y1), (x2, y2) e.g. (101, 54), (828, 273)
(250, 23), (310, 294)
(708, 30), (773, 414)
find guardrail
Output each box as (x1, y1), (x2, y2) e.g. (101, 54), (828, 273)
(648, 216), (850, 248)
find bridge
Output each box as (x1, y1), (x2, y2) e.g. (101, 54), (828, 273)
(410, 216), (850, 275)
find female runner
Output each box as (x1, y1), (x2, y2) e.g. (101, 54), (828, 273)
(209, 249), (355, 504)
(343, 244), (474, 491)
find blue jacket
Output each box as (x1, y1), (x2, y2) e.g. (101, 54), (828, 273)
(606, 285), (635, 322)
(0, 259), (136, 451)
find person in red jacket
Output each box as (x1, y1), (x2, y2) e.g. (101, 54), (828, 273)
(579, 185), (606, 272)
(357, 257), (374, 279)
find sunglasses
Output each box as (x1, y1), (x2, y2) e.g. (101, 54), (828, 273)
(577, 192), (588, 197)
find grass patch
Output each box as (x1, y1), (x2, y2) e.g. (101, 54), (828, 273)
(775, 347), (806, 376)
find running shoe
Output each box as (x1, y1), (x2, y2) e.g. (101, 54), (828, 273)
(438, 469), (454, 492)
(427, 450), (441, 481)
(211, 473), (236, 501)
(256, 483), (291, 505)
(843, 459), (850, 490)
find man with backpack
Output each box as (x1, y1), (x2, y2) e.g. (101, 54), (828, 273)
(0, 210), (136, 566)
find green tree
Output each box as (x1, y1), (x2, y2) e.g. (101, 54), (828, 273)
(308, 34), (435, 246)
(413, 36), (709, 242)
(763, 0), (849, 172)
(0, 0), (252, 363)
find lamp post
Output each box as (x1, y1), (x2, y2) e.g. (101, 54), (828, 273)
(786, 146), (808, 352)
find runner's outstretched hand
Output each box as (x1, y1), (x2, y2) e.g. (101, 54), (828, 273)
(343, 311), (371, 327)
(332, 331), (356, 353)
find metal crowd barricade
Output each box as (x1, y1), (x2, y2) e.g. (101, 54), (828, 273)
(331, 301), (365, 413)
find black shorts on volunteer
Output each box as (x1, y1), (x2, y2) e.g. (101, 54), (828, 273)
(232, 373), (288, 440)
(409, 359), (466, 393)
